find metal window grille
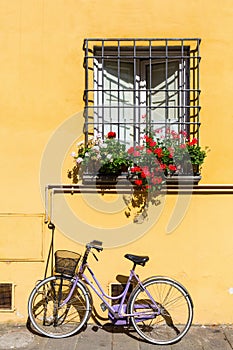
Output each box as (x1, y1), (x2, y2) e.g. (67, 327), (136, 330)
(0, 283), (14, 311)
(83, 38), (201, 146)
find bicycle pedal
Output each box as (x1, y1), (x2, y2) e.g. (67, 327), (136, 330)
(100, 302), (107, 312)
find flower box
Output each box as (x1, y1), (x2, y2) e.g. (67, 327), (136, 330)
(165, 174), (202, 186)
(82, 172), (202, 187)
(82, 172), (130, 187)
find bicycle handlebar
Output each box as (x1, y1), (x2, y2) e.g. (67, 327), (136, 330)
(86, 240), (103, 252)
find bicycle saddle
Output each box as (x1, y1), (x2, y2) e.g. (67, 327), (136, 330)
(124, 254), (149, 266)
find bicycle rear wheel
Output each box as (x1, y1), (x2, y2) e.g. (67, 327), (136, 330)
(28, 275), (91, 338)
(127, 277), (193, 345)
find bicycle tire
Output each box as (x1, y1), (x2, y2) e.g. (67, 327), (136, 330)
(28, 275), (91, 338)
(127, 276), (193, 345)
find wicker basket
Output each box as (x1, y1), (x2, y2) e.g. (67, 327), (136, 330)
(55, 250), (81, 276)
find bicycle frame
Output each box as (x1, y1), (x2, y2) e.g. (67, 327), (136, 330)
(60, 261), (161, 322)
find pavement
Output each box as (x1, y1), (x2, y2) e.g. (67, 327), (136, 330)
(0, 323), (232, 350)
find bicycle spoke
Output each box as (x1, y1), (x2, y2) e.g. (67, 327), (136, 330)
(128, 277), (193, 345)
(28, 276), (91, 338)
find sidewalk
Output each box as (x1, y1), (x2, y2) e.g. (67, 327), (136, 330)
(0, 323), (232, 350)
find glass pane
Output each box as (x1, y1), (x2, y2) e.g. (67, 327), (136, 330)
(95, 59), (135, 146)
(146, 61), (180, 133)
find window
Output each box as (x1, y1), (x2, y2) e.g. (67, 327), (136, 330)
(83, 39), (201, 146)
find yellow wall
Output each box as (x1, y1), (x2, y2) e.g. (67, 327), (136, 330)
(0, 0), (232, 324)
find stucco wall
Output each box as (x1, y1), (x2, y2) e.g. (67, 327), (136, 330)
(0, 0), (232, 324)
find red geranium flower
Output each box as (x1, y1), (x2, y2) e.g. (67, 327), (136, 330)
(168, 164), (177, 172)
(131, 166), (141, 173)
(149, 140), (157, 147)
(188, 138), (198, 146)
(107, 131), (116, 139)
(144, 135), (152, 143)
(160, 163), (166, 170)
(135, 179), (143, 186)
(154, 147), (163, 158)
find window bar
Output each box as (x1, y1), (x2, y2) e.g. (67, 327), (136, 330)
(84, 120), (200, 126)
(101, 40), (105, 139)
(93, 53), (97, 137)
(178, 49), (182, 136)
(197, 39), (201, 143)
(133, 39), (137, 146)
(117, 40), (120, 138)
(165, 40), (169, 137)
(96, 52), (101, 136)
(181, 39), (185, 137)
(189, 48), (194, 139)
(185, 43), (191, 138)
(83, 39), (89, 146)
(148, 40), (152, 132)
(190, 46), (196, 140)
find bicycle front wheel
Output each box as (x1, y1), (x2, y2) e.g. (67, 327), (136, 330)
(127, 277), (193, 345)
(28, 275), (91, 338)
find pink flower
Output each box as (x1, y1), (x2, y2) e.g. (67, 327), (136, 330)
(127, 147), (135, 154)
(152, 177), (163, 185)
(141, 166), (150, 177)
(179, 130), (188, 138)
(168, 147), (174, 157)
(136, 145), (144, 150)
(171, 130), (179, 139)
(134, 151), (141, 157)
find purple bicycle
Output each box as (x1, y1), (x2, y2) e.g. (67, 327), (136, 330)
(28, 240), (193, 345)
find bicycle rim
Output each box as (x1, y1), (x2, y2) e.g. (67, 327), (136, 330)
(28, 275), (91, 338)
(128, 277), (193, 345)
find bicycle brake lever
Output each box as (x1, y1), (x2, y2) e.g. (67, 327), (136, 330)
(92, 252), (99, 261)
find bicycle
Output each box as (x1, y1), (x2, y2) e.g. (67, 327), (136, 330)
(28, 240), (193, 345)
